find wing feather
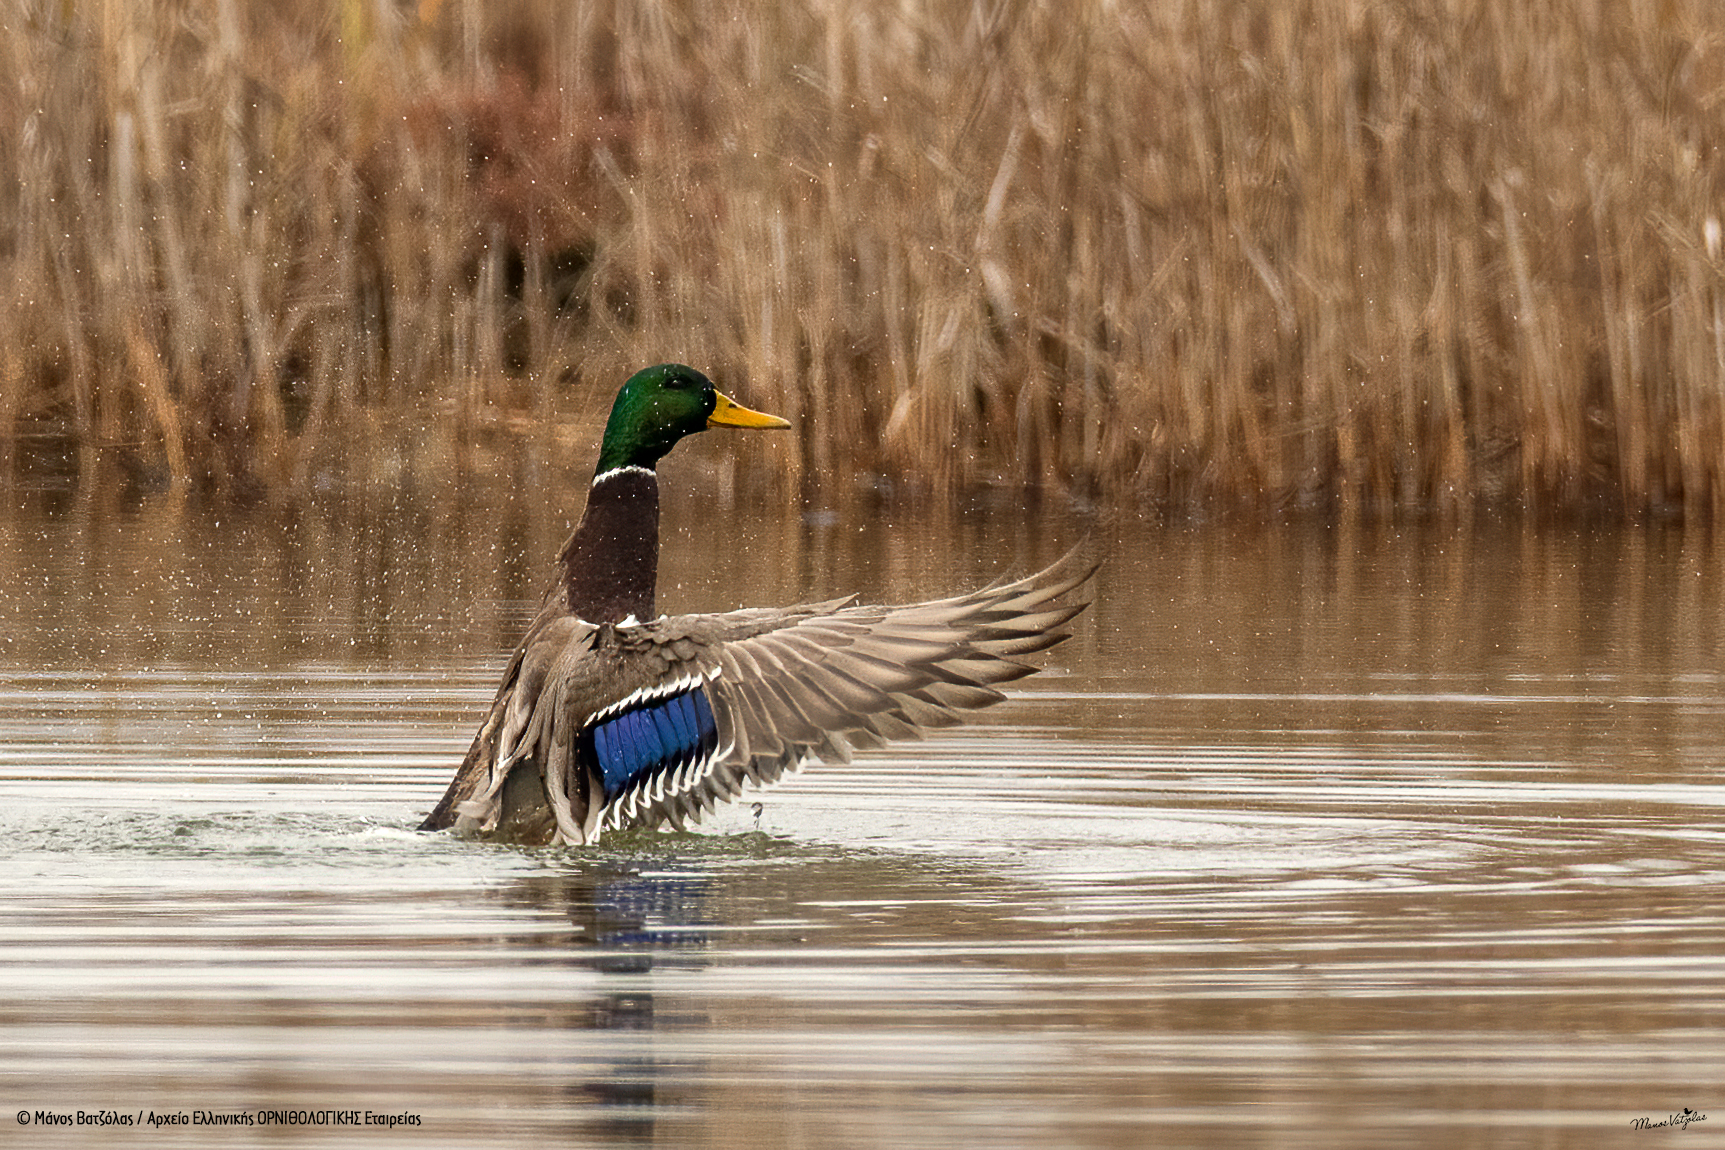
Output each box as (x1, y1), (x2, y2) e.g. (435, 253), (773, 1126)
(421, 547), (1096, 844)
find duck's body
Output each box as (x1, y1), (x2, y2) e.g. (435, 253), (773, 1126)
(419, 364), (1093, 846)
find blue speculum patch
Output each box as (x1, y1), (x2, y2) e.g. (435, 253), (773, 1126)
(588, 687), (719, 798)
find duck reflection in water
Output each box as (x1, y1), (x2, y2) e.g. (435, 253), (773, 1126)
(499, 860), (717, 1141)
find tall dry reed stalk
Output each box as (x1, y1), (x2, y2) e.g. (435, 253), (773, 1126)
(3, 0), (1725, 515)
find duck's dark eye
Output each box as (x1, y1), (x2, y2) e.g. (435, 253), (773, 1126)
(663, 372), (690, 390)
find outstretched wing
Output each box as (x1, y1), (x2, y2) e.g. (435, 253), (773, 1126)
(675, 551), (1095, 831)
(423, 549), (1095, 845)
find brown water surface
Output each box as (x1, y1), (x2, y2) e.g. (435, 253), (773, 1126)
(2, 460), (1723, 1148)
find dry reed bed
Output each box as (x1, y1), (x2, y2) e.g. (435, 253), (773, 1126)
(3, 0), (1725, 514)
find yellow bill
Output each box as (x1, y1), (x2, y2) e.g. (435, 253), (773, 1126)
(708, 391), (791, 430)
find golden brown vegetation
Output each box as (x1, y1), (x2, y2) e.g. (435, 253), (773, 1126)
(5, 0), (1725, 515)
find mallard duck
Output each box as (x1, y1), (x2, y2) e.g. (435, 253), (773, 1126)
(419, 363), (1094, 845)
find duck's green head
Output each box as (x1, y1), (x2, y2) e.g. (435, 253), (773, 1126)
(595, 364), (790, 475)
